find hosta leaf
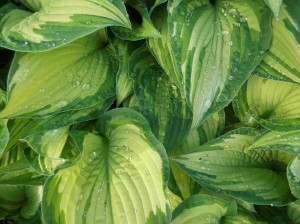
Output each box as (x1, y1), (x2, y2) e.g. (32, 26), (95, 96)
(111, 38), (142, 106)
(177, 111), (225, 155)
(42, 108), (171, 224)
(2, 119), (42, 157)
(255, 205), (289, 223)
(24, 135), (81, 176)
(21, 127), (69, 158)
(0, 31), (118, 119)
(263, 0), (283, 19)
(0, 146), (46, 185)
(111, 0), (160, 41)
(170, 111), (224, 199)
(234, 76), (300, 131)
(288, 200), (300, 224)
(0, 88), (6, 111)
(254, 0), (299, 83)
(0, 185), (42, 219)
(1, 98), (113, 156)
(130, 44), (192, 152)
(147, 3), (183, 92)
(0, 119), (9, 156)
(21, 127), (69, 175)
(0, 1), (130, 52)
(20, 0), (49, 11)
(287, 157), (300, 199)
(249, 130), (300, 155)
(222, 211), (267, 224)
(166, 188), (182, 211)
(168, 0), (272, 128)
(121, 93), (140, 111)
(25, 149), (66, 176)
(30, 96), (115, 132)
(172, 194), (237, 224)
(172, 128), (295, 205)
(149, 0), (167, 13)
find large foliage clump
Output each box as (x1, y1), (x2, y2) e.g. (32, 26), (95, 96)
(0, 0), (299, 223)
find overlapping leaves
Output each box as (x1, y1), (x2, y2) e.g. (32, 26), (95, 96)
(0, 0), (299, 223)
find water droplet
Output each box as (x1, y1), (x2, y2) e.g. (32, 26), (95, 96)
(204, 99), (210, 107)
(228, 8), (237, 14)
(86, 20), (92, 25)
(234, 22), (240, 27)
(53, 100), (68, 109)
(128, 156), (132, 161)
(228, 40), (233, 46)
(240, 16), (247, 22)
(82, 83), (90, 90)
(228, 76), (233, 81)
(22, 41), (29, 47)
(222, 30), (229, 35)
(259, 50), (265, 55)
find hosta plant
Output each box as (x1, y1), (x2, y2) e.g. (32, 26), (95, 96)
(0, 0), (299, 223)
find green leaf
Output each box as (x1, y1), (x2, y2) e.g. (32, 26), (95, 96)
(166, 188), (182, 211)
(234, 75), (300, 131)
(21, 127), (69, 175)
(1, 97), (113, 157)
(176, 111), (225, 155)
(254, 0), (300, 84)
(24, 135), (81, 176)
(288, 200), (300, 224)
(130, 44), (192, 152)
(0, 185), (42, 219)
(172, 128), (295, 205)
(42, 108), (171, 224)
(111, 37), (142, 106)
(29, 96), (115, 132)
(172, 194), (237, 224)
(0, 31), (118, 119)
(122, 93), (140, 111)
(263, 0), (282, 19)
(149, 0), (167, 14)
(248, 130), (300, 156)
(168, 0), (272, 128)
(255, 205), (289, 224)
(20, 0), (49, 11)
(222, 211), (267, 224)
(22, 127), (69, 158)
(170, 111), (224, 199)
(111, 0), (160, 41)
(147, 3), (183, 93)
(0, 146), (46, 186)
(0, 88), (6, 111)
(287, 157), (300, 199)
(0, 119), (9, 157)
(0, 1), (130, 52)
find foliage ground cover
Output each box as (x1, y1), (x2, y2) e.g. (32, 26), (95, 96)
(0, 0), (299, 223)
